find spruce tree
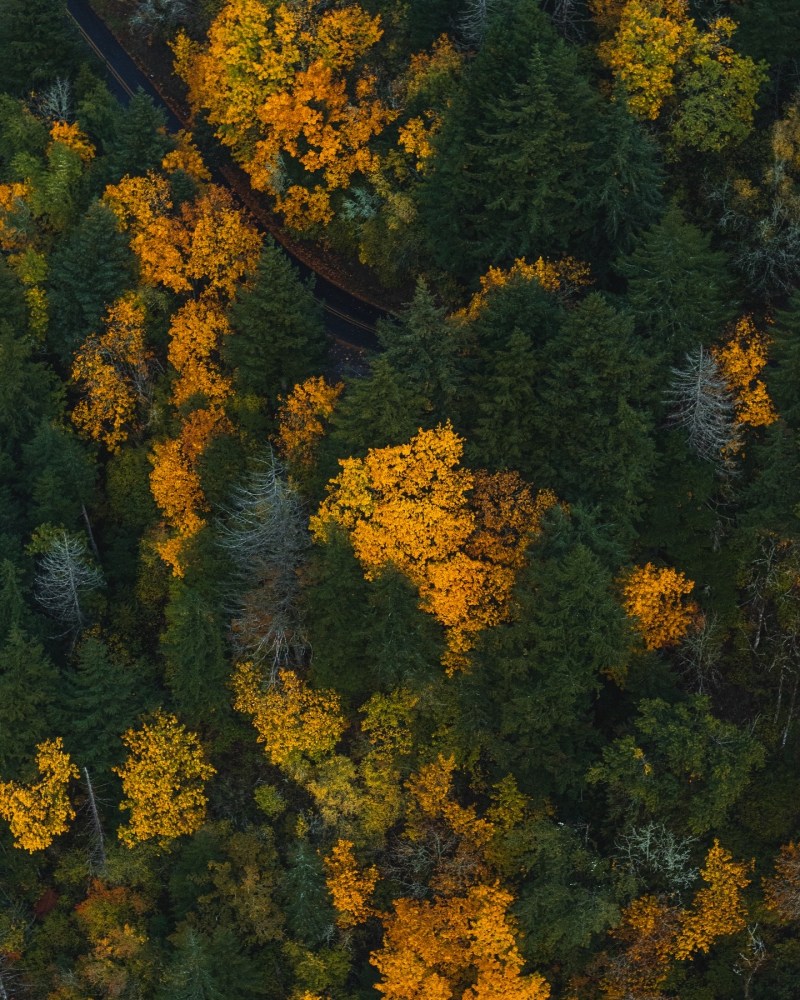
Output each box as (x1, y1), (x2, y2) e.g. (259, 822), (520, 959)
(226, 240), (326, 405)
(104, 91), (174, 183)
(0, 629), (59, 776)
(617, 202), (737, 359)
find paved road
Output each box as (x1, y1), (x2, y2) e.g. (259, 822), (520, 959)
(65, 0), (385, 350)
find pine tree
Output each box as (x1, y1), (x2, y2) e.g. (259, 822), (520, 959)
(48, 201), (136, 363)
(0, 629), (59, 776)
(104, 91), (174, 183)
(419, 2), (598, 279)
(617, 202), (737, 358)
(225, 240), (326, 405)
(280, 839), (337, 947)
(529, 294), (656, 542)
(0, 0), (81, 97)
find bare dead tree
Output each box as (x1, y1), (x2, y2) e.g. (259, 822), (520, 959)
(83, 768), (107, 874)
(615, 822), (699, 894)
(666, 346), (741, 472)
(128, 0), (192, 38)
(35, 76), (72, 122)
(34, 530), (104, 636)
(218, 453), (309, 682)
(458, 0), (499, 45)
(733, 924), (767, 1000)
(676, 612), (724, 694)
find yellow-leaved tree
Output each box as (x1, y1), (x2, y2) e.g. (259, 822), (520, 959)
(324, 838), (379, 927)
(311, 425), (557, 670)
(173, 0), (394, 229)
(714, 316), (778, 429)
(275, 376), (344, 470)
(0, 739), (79, 852)
(620, 562), (698, 650)
(453, 256), (591, 322)
(71, 294), (153, 452)
(114, 711), (215, 847)
(370, 884), (550, 1000)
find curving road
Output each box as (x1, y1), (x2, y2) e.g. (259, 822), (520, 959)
(65, 0), (386, 350)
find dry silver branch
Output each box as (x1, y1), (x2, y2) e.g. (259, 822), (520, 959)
(218, 453), (309, 681)
(34, 530), (104, 635)
(666, 346), (741, 470)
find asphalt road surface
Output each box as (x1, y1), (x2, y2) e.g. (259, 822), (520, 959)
(65, 0), (386, 350)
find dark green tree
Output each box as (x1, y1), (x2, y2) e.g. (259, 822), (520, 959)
(48, 200), (136, 363)
(0, 322), (58, 453)
(530, 293), (657, 544)
(22, 422), (96, 532)
(617, 202), (737, 359)
(0, 0), (81, 97)
(280, 839), (336, 948)
(104, 90), (173, 183)
(226, 240), (325, 406)
(0, 628), (59, 776)
(457, 508), (633, 799)
(419, 2), (599, 280)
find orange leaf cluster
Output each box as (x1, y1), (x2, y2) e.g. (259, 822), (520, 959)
(714, 316), (778, 429)
(71, 294), (152, 452)
(371, 883), (550, 1000)
(167, 297), (233, 408)
(620, 562), (698, 650)
(311, 426), (557, 671)
(161, 130), (211, 182)
(602, 841), (751, 997)
(275, 375), (344, 469)
(113, 710), (215, 848)
(454, 256), (591, 322)
(232, 662), (347, 769)
(0, 739), (78, 852)
(173, 0), (392, 230)
(324, 838), (379, 927)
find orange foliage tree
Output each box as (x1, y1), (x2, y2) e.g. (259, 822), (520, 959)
(0, 739), (79, 852)
(454, 256), (591, 322)
(275, 375), (344, 470)
(113, 710), (215, 848)
(601, 840), (751, 997)
(71, 294), (153, 452)
(167, 297), (233, 408)
(232, 662), (347, 770)
(370, 884), (550, 1000)
(620, 562), (698, 650)
(173, 0), (394, 228)
(714, 316), (778, 429)
(311, 425), (557, 670)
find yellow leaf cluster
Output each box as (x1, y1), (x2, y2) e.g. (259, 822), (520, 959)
(621, 562), (698, 650)
(0, 739), (79, 852)
(312, 427), (557, 670)
(167, 297), (233, 407)
(673, 839), (751, 959)
(454, 256), (591, 322)
(598, 0), (692, 120)
(714, 316), (778, 429)
(0, 181), (31, 251)
(49, 121), (95, 162)
(371, 884), (550, 1000)
(8, 247), (48, 338)
(324, 838), (379, 927)
(232, 662), (347, 769)
(603, 841), (751, 997)
(275, 375), (344, 469)
(161, 130), (211, 182)
(764, 841), (800, 923)
(113, 710), (215, 848)
(173, 0), (392, 230)
(71, 294), (152, 452)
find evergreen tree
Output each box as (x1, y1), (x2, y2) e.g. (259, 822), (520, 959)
(104, 91), (174, 183)
(280, 839), (336, 947)
(0, 628), (59, 776)
(530, 294), (657, 544)
(0, 560), (25, 643)
(226, 240), (326, 406)
(0, 322), (58, 454)
(376, 280), (462, 423)
(419, 2), (599, 280)
(0, 258), (28, 337)
(0, 0), (81, 97)
(458, 508), (633, 799)
(617, 203), (737, 359)
(22, 422), (96, 532)
(62, 632), (152, 775)
(585, 96), (665, 257)
(161, 582), (229, 729)
(48, 200), (137, 363)
(770, 290), (800, 430)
